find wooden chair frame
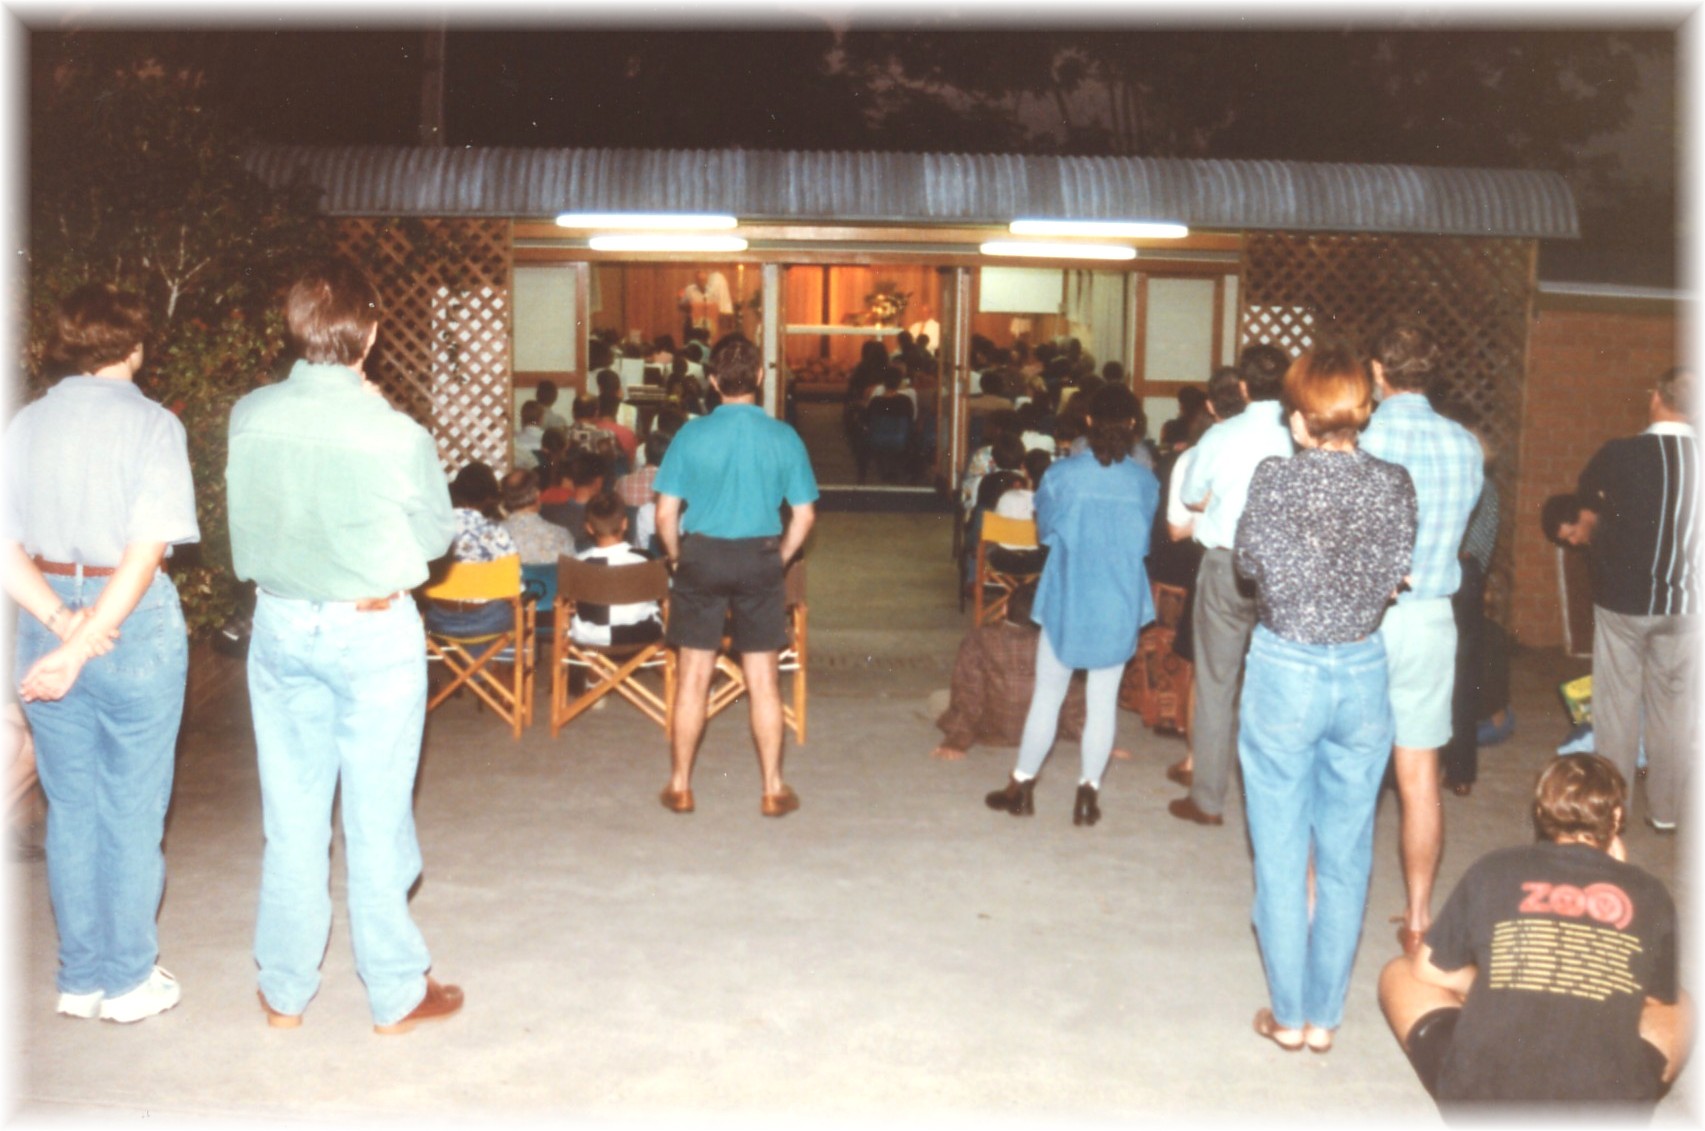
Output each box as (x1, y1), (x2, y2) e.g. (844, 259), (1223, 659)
(549, 556), (674, 735)
(423, 557), (535, 738)
(973, 512), (1042, 627)
(705, 559), (808, 744)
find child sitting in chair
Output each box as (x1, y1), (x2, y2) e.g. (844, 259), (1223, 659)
(570, 491), (663, 648)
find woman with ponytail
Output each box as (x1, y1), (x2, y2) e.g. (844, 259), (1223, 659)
(984, 383), (1159, 826)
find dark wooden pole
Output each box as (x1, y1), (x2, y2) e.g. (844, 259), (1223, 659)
(419, 26), (446, 147)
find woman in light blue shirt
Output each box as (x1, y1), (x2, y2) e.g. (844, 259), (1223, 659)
(984, 385), (1159, 826)
(1, 284), (199, 1025)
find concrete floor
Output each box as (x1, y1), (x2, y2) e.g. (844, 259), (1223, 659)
(7, 511), (1695, 1125)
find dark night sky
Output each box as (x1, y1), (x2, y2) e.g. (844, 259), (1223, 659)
(25, 16), (1688, 286)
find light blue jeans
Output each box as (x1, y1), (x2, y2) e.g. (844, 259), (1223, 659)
(1015, 630), (1123, 786)
(17, 570), (187, 998)
(1238, 625), (1393, 1031)
(249, 590), (432, 1025)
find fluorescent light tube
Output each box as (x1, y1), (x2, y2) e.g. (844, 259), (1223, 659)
(588, 234), (750, 253)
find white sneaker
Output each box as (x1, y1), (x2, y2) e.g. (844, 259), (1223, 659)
(98, 966), (180, 1023)
(56, 990), (102, 1019)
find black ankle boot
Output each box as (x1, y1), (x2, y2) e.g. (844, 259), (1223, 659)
(985, 775), (1035, 816)
(1073, 783), (1101, 827)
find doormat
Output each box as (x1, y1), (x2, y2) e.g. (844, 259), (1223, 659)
(815, 486), (955, 515)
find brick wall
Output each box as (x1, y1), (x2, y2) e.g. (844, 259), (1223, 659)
(1510, 294), (1685, 647)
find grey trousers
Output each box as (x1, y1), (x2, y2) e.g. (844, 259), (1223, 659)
(1592, 606), (1700, 827)
(1189, 548), (1259, 817)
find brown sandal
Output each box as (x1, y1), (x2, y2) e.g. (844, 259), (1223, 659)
(1304, 1024), (1334, 1054)
(1253, 1008), (1304, 1052)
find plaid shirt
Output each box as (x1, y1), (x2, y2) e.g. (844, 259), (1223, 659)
(616, 464), (659, 508)
(1360, 392), (1483, 602)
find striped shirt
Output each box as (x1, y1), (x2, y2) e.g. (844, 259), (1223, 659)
(1460, 480), (1500, 574)
(1578, 422), (1699, 616)
(1360, 392), (1483, 602)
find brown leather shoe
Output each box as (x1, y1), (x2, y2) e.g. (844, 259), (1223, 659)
(1397, 925), (1425, 957)
(659, 787), (695, 814)
(760, 785), (800, 817)
(1165, 760), (1193, 788)
(257, 990), (301, 1030)
(1168, 796), (1224, 826)
(374, 977), (464, 1035)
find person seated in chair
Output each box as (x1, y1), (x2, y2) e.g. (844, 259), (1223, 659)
(540, 450), (607, 553)
(570, 492), (662, 649)
(423, 462), (519, 637)
(964, 434), (1029, 589)
(513, 400), (545, 471)
(987, 447), (1051, 575)
(961, 408), (1021, 516)
(1378, 754), (1690, 1112)
(500, 469), (571, 567)
(866, 369), (915, 484)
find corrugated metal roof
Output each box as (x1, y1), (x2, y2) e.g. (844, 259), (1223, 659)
(244, 145), (1579, 239)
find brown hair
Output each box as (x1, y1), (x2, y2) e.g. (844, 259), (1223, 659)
(709, 335), (761, 397)
(584, 490), (628, 540)
(1283, 343), (1373, 444)
(596, 368), (623, 420)
(1372, 322), (1438, 393)
(48, 284), (150, 374)
(1086, 384), (1142, 467)
(285, 259), (380, 366)
(1533, 754), (1625, 849)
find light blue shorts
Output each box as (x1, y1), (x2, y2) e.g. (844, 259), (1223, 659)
(1377, 596), (1457, 749)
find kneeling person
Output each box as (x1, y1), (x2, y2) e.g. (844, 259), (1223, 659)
(1379, 754), (1689, 1111)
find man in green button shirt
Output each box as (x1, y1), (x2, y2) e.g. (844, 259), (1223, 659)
(654, 336), (818, 817)
(226, 260), (464, 1035)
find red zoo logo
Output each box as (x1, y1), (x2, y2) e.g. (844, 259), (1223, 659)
(1519, 881), (1635, 930)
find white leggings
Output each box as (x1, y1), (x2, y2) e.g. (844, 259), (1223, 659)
(1015, 630), (1123, 787)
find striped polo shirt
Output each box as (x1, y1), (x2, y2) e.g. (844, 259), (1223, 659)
(1578, 422), (1698, 616)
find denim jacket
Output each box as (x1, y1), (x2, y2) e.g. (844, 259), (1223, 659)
(1031, 449), (1160, 669)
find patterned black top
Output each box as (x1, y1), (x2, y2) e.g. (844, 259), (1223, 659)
(1234, 447), (1417, 645)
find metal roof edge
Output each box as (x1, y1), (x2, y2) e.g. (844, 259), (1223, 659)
(1538, 281), (1690, 303)
(241, 144), (1580, 240)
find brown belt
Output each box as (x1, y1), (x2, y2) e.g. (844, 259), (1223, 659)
(259, 589), (405, 612)
(33, 557), (116, 577)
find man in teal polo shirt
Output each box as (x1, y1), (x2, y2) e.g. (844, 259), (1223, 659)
(654, 336), (818, 818)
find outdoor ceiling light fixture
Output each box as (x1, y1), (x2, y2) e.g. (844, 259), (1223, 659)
(587, 234), (750, 253)
(555, 212), (739, 230)
(1008, 219), (1189, 239)
(979, 241), (1137, 261)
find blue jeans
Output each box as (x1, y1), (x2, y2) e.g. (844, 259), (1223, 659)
(248, 590), (432, 1025)
(1238, 625), (1393, 1031)
(423, 598), (515, 638)
(17, 571), (187, 997)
